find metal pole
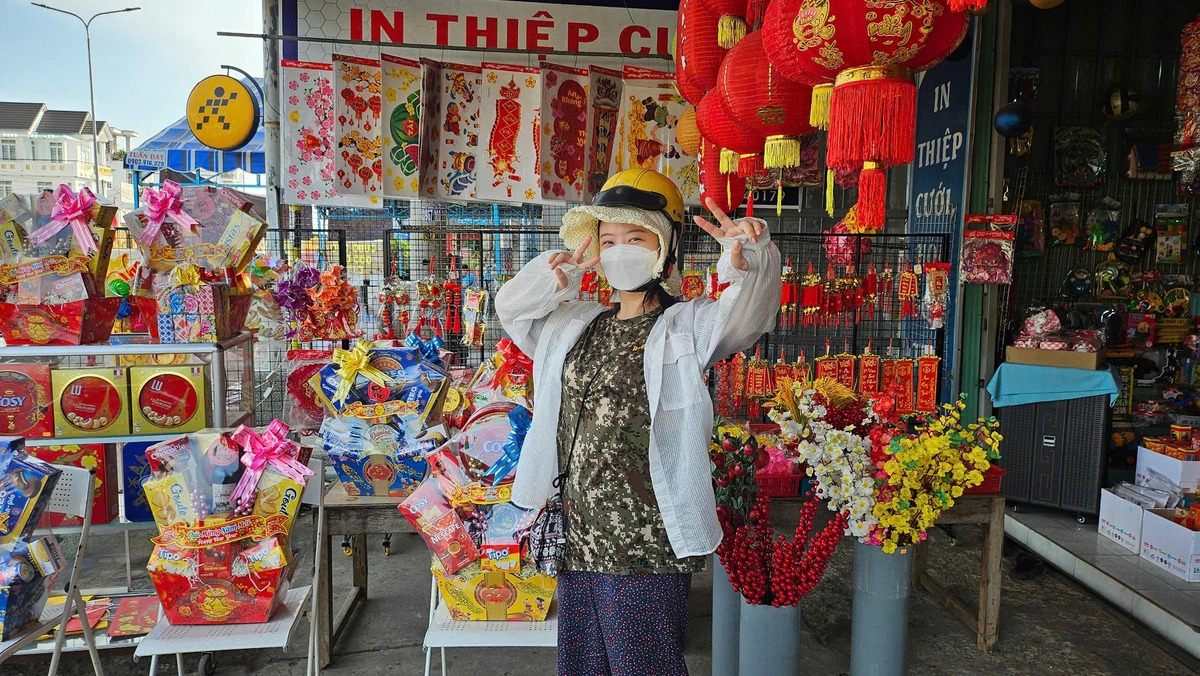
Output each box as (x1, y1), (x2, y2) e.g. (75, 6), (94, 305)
(85, 23), (100, 192)
(262, 0), (282, 231)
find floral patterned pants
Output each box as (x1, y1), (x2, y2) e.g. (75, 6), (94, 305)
(556, 570), (691, 676)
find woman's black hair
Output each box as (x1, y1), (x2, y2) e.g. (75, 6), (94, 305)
(641, 284), (679, 314)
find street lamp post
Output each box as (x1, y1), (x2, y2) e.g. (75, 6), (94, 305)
(31, 3), (140, 196)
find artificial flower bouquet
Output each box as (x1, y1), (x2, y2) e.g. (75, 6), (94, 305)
(312, 339), (449, 496)
(398, 400), (556, 621)
(0, 186), (121, 345)
(0, 436), (65, 639)
(296, 264), (362, 342)
(141, 423), (313, 624)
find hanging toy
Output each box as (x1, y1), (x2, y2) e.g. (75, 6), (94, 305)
(744, 346), (773, 420)
(731, 352), (747, 416)
(923, 262), (951, 329)
(836, 338), (856, 390)
(800, 261), (822, 326)
(915, 349), (941, 414)
(898, 259), (919, 320)
(597, 279), (614, 307)
(861, 262), (878, 321)
(841, 265), (860, 328)
(773, 349), (794, 397)
(814, 340), (838, 381)
(462, 286), (489, 348)
(792, 349), (810, 384)
(681, 269), (705, 300)
(879, 259), (895, 318)
(780, 260), (799, 329)
(714, 358), (734, 418)
(858, 339), (880, 395)
(580, 270), (600, 301)
(823, 262), (840, 328)
(444, 279), (464, 336)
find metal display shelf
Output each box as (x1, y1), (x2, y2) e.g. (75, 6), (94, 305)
(0, 331), (252, 357)
(24, 411), (253, 448)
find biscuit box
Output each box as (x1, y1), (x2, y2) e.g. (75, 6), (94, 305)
(0, 535), (66, 640)
(28, 444), (118, 527)
(129, 365), (208, 434)
(0, 438), (62, 545)
(0, 363), (53, 438)
(51, 367), (130, 438)
(120, 441), (155, 522)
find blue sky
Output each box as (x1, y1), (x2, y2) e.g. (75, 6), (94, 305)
(1, 0), (263, 141)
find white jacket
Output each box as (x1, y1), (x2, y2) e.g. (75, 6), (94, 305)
(494, 225), (782, 558)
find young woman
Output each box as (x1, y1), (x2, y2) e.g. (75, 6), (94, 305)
(496, 168), (781, 675)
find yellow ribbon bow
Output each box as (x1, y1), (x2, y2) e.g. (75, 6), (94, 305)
(331, 339), (393, 406)
(170, 264), (203, 288)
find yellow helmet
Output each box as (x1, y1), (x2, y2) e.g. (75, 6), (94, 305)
(599, 168), (685, 227)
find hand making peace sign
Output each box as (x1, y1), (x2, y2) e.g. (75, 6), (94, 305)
(692, 197), (763, 272)
(548, 235), (602, 291)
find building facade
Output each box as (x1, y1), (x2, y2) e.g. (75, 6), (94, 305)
(0, 102), (137, 207)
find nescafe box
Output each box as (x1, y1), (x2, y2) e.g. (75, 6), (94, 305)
(129, 365), (208, 434)
(51, 368), (129, 438)
(0, 363), (53, 437)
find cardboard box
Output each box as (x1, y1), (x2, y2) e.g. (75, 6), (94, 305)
(1098, 488), (1143, 554)
(1140, 508), (1200, 582)
(1005, 346), (1106, 370)
(120, 441), (156, 522)
(1136, 446), (1200, 493)
(51, 367), (129, 438)
(431, 558), (556, 621)
(0, 439), (61, 545)
(0, 535), (65, 640)
(129, 365), (208, 434)
(28, 444), (118, 527)
(0, 363), (53, 438)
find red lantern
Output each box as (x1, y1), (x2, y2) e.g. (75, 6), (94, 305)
(699, 0), (749, 48)
(716, 31), (814, 171)
(677, 106), (703, 157)
(676, 0), (728, 105)
(761, 0), (968, 229)
(699, 138), (746, 213)
(697, 92), (763, 176)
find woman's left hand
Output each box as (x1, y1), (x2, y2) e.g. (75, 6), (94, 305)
(692, 197), (763, 272)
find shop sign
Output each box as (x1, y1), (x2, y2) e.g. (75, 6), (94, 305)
(185, 75), (261, 152)
(125, 149), (167, 171)
(282, 0), (678, 62)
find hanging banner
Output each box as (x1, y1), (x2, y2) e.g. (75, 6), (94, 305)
(609, 66), (696, 202)
(333, 54), (383, 196)
(380, 53), (423, 199)
(540, 62), (590, 202)
(434, 62), (482, 201)
(418, 59), (443, 198)
(586, 65), (623, 201)
(477, 62), (542, 203)
(280, 60), (376, 206)
(281, 1), (677, 63)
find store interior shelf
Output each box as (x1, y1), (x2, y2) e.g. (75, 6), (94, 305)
(0, 331), (252, 358)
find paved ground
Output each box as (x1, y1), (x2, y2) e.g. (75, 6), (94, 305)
(7, 504), (1198, 675)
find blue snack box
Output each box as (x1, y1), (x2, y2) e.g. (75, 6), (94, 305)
(120, 441), (156, 522)
(0, 438), (62, 545)
(0, 535), (65, 639)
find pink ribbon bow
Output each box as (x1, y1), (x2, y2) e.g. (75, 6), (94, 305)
(27, 184), (99, 256)
(139, 179), (200, 245)
(230, 420), (313, 505)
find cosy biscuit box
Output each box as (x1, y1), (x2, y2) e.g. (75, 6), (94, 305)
(0, 363), (53, 438)
(51, 367), (129, 438)
(28, 444), (118, 527)
(129, 365), (208, 434)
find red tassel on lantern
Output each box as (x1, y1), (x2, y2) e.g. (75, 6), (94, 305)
(699, 138), (746, 213)
(676, 0), (728, 105)
(826, 65), (918, 170)
(948, 0), (988, 11)
(856, 163), (887, 232)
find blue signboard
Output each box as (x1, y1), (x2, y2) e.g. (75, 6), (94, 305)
(908, 22), (976, 400)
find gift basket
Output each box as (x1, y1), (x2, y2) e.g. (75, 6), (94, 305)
(140, 423), (313, 624)
(0, 437), (65, 639)
(0, 186), (122, 345)
(314, 339), (450, 497)
(126, 182), (267, 344)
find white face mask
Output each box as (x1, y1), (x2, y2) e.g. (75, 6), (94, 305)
(600, 245), (660, 291)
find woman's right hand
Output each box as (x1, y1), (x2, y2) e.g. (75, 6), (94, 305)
(548, 235), (601, 291)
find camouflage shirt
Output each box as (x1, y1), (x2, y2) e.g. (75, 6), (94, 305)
(556, 308), (705, 575)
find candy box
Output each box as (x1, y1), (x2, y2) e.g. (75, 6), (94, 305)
(130, 365), (208, 434)
(0, 438), (62, 545)
(0, 535), (66, 640)
(320, 417), (430, 497)
(121, 441), (156, 523)
(431, 558), (556, 621)
(0, 363), (53, 438)
(52, 367), (129, 438)
(147, 535), (294, 625)
(134, 266), (251, 344)
(28, 444), (118, 527)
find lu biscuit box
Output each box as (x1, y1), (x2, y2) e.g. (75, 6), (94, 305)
(51, 367), (129, 438)
(129, 365), (208, 434)
(0, 363), (53, 438)
(28, 444), (118, 527)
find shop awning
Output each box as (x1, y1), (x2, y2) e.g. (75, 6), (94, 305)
(125, 78), (266, 175)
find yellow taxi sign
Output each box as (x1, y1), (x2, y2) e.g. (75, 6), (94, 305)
(186, 75), (259, 152)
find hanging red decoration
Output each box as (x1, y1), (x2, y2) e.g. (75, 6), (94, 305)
(676, 0), (729, 105)
(697, 91), (763, 175)
(699, 138), (746, 213)
(716, 31), (814, 171)
(699, 0), (749, 48)
(948, 0), (987, 10)
(760, 0), (968, 230)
